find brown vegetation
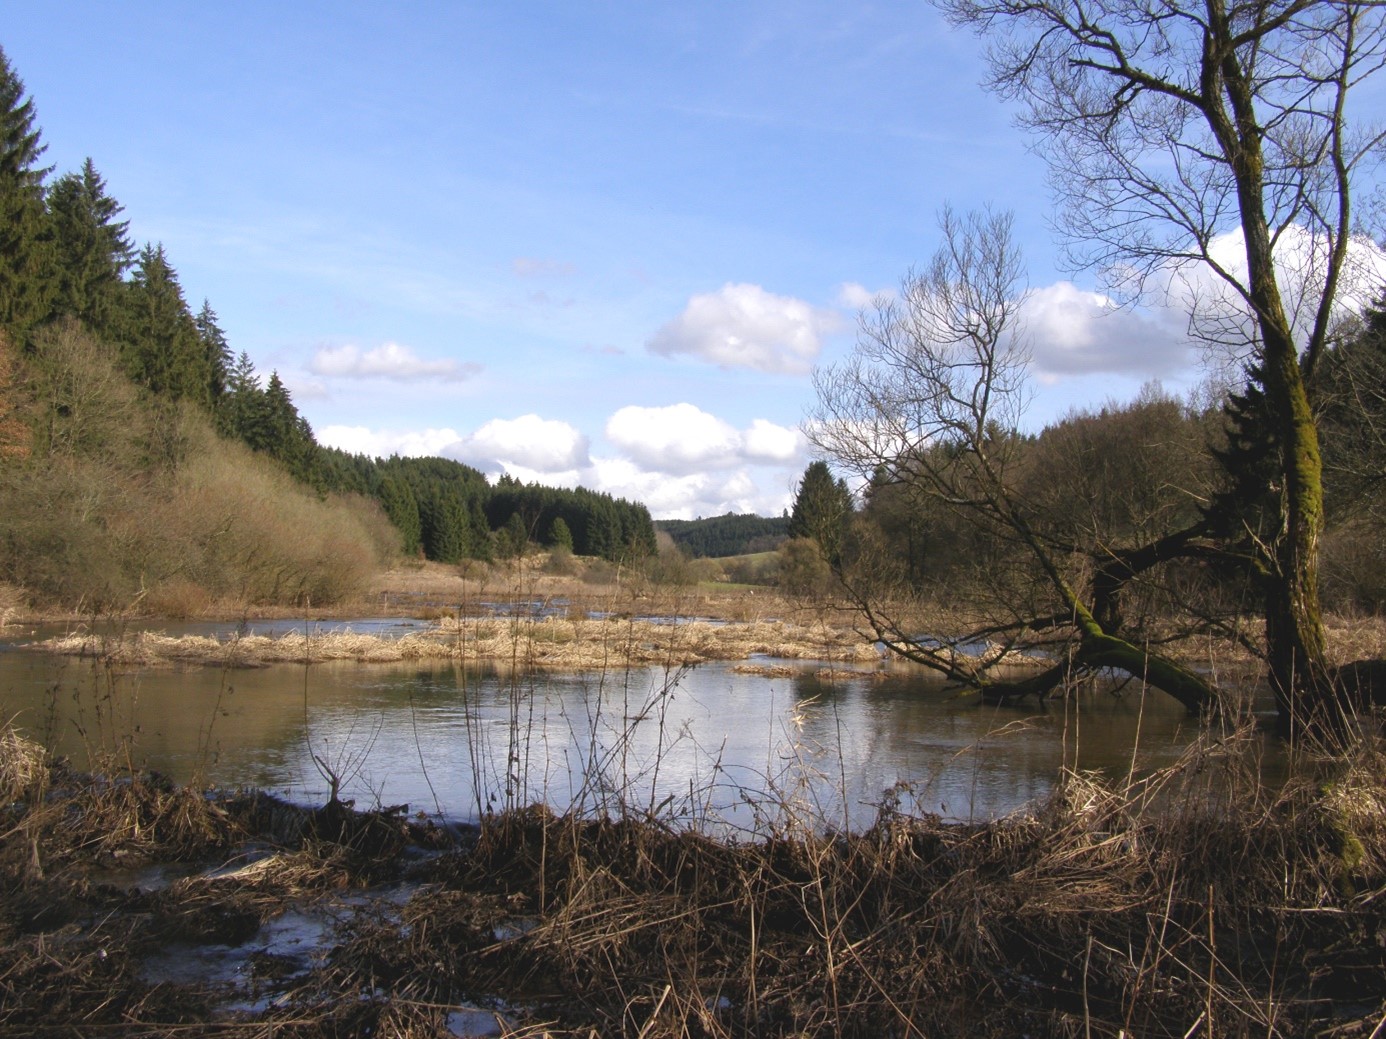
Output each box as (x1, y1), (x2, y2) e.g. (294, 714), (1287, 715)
(34, 613), (883, 671)
(0, 323), (397, 616)
(2, 721), (1384, 1037)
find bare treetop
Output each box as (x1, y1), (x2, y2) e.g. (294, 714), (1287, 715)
(937, 0), (1386, 366)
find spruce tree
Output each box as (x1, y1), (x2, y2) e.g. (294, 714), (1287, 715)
(121, 244), (208, 402)
(548, 516), (574, 552)
(219, 350), (265, 443)
(194, 300), (232, 401)
(0, 47), (56, 341)
(788, 461), (853, 564)
(47, 159), (134, 335)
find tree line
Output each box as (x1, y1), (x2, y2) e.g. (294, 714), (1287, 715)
(0, 44), (654, 576)
(657, 513), (789, 559)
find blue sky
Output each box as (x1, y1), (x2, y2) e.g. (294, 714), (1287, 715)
(9, 3), (1222, 518)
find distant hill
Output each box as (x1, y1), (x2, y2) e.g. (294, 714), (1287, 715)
(657, 513), (789, 558)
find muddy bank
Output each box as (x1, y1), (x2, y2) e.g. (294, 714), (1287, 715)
(3, 723), (1385, 1037)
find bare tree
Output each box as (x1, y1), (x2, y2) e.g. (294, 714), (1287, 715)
(811, 208), (1216, 712)
(932, 0), (1386, 735)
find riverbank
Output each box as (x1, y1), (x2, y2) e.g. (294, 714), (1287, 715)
(2, 722), (1383, 1037)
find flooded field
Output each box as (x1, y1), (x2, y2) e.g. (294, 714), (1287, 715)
(0, 617), (1278, 829)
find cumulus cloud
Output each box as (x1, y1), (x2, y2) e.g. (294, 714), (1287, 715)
(647, 283), (841, 374)
(444, 415), (591, 474)
(316, 425), (465, 458)
(743, 418), (803, 464)
(605, 404), (804, 476)
(585, 458), (796, 520)
(309, 342), (479, 382)
(1023, 227), (1386, 379)
(836, 281), (892, 309)
(1022, 282), (1190, 377)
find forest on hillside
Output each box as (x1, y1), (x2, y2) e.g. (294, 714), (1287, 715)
(657, 513), (789, 558)
(0, 46), (655, 611)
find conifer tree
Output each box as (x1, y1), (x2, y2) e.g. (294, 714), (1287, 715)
(47, 159), (134, 335)
(548, 516), (574, 552)
(788, 460), (853, 564)
(219, 350), (265, 442)
(121, 244), (208, 402)
(0, 47), (55, 341)
(194, 300), (232, 401)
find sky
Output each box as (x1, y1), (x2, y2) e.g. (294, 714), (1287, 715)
(6, 2), (1357, 519)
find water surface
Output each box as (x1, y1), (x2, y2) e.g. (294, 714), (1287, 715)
(0, 620), (1279, 829)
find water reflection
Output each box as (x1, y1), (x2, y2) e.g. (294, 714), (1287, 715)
(0, 642), (1277, 830)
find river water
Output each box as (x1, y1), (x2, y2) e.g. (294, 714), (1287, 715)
(0, 619), (1282, 830)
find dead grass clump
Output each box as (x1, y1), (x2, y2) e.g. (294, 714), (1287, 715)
(0, 724), (43, 803)
(308, 742), (1386, 1039)
(38, 613), (887, 672)
(4, 731), (1386, 1036)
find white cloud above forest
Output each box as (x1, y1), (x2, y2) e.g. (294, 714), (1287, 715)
(443, 415), (591, 473)
(316, 425), (465, 458)
(605, 404), (805, 475)
(309, 342), (480, 382)
(647, 283), (842, 374)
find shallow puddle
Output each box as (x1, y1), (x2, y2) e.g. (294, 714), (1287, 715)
(446, 1006), (509, 1037)
(140, 907), (333, 1012)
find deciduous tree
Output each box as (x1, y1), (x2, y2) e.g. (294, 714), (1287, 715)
(812, 208), (1216, 712)
(932, 0), (1386, 736)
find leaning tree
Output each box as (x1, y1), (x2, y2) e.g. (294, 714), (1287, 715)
(812, 208), (1220, 712)
(925, 0), (1386, 737)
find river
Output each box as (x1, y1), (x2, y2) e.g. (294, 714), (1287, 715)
(0, 618), (1281, 830)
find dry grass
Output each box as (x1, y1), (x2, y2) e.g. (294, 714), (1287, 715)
(0, 724), (43, 803)
(3, 715), (1385, 1038)
(34, 613), (885, 671)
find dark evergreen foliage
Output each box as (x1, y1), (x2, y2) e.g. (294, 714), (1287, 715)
(788, 461), (854, 563)
(120, 244), (209, 403)
(195, 300), (232, 401)
(46, 158), (134, 336)
(485, 476), (656, 561)
(0, 46), (55, 341)
(658, 513), (789, 558)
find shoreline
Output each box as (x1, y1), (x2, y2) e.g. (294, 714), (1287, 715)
(2, 723), (1383, 1037)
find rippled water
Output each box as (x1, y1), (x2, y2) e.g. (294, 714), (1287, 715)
(0, 619), (1282, 829)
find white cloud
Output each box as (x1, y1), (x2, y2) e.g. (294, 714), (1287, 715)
(309, 342), (480, 382)
(1022, 282), (1190, 377)
(316, 425), (465, 458)
(606, 404), (742, 473)
(444, 415), (591, 474)
(585, 457), (797, 521)
(835, 281), (892, 309)
(605, 404), (805, 476)
(743, 418), (804, 463)
(647, 283), (841, 374)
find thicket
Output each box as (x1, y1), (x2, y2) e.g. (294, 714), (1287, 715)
(0, 323), (396, 611)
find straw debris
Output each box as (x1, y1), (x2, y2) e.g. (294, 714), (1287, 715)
(3, 718), (1385, 1037)
(36, 614), (886, 672)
